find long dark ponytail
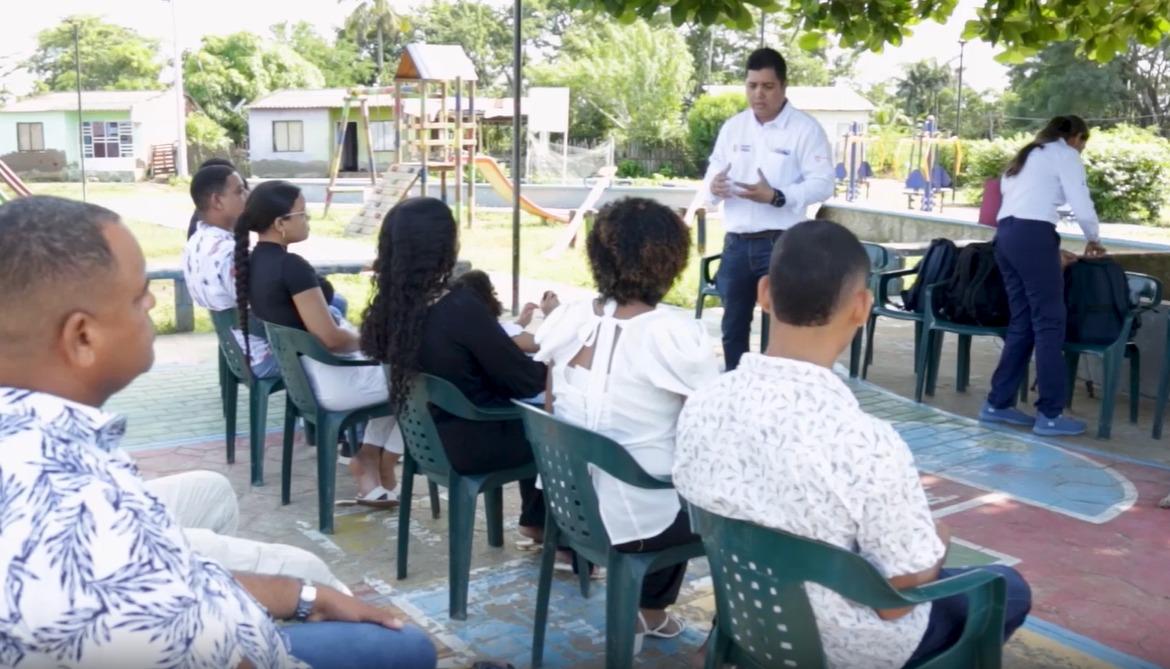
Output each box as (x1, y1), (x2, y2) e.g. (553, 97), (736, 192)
(360, 197), (458, 414)
(233, 180), (302, 362)
(1004, 115), (1089, 178)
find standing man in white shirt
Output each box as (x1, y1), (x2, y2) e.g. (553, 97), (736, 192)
(704, 47), (836, 370)
(674, 219), (1031, 667)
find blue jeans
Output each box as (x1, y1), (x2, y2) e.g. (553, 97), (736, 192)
(907, 565), (1032, 664)
(987, 217), (1067, 418)
(282, 622), (437, 669)
(330, 292), (349, 320)
(716, 232), (781, 370)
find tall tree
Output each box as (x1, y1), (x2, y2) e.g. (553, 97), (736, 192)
(271, 21), (373, 87)
(530, 20), (694, 147)
(566, 0), (1170, 63)
(411, 0), (513, 91)
(342, 0), (409, 84)
(1006, 40), (1169, 135)
(895, 60), (953, 121)
(25, 15), (163, 92)
(184, 32), (324, 144)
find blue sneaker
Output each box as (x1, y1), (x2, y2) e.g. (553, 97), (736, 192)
(979, 403), (1034, 427)
(1033, 414), (1087, 437)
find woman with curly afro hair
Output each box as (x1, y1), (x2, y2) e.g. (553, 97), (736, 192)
(533, 197), (719, 650)
(361, 197), (554, 540)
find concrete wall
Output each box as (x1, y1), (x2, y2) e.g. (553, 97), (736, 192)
(248, 109), (332, 177)
(131, 92), (181, 167)
(0, 111), (72, 178)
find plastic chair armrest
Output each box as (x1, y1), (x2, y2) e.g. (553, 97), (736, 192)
(895, 568), (1003, 605)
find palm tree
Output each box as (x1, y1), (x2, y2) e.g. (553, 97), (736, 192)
(896, 60), (953, 121)
(342, 0), (408, 84)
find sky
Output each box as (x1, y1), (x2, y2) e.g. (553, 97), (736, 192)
(0, 0), (1009, 96)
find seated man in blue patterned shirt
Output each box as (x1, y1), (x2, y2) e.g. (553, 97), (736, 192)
(0, 196), (437, 669)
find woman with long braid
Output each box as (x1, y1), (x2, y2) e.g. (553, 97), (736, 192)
(234, 180), (403, 506)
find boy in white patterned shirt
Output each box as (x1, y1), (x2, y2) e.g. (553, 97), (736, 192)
(674, 219), (1031, 667)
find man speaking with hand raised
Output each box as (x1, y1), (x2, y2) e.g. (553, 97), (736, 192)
(704, 47), (836, 370)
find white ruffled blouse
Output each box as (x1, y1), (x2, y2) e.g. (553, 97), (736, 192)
(535, 299), (720, 545)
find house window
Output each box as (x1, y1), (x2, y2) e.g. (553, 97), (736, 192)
(371, 121), (396, 152)
(273, 121), (304, 152)
(16, 123), (45, 152)
(82, 121), (133, 158)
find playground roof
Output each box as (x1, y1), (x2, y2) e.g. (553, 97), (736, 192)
(701, 85), (875, 112)
(0, 90), (170, 113)
(394, 44), (479, 82)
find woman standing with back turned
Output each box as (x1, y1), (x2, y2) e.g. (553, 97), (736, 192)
(979, 115), (1107, 437)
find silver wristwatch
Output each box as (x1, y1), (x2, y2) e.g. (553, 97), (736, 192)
(294, 580), (317, 620)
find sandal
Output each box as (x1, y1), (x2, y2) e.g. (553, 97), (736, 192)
(336, 485), (400, 509)
(638, 611), (686, 639)
(515, 536), (542, 551)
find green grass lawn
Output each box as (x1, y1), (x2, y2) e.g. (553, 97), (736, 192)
(15, 182), (724, 332)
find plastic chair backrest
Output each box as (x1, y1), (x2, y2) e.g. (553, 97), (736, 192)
(397, 374), (459, 475)
(862, 242), (891, 274)
(210, 308), (253, 383)
(264, 322), (329, 418)
(514, 403), (674, 559)
(1125, 272), (1162, 310)
(691, 506), (928, 668)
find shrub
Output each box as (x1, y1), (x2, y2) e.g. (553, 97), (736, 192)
(686, 92), (745, 174)
(616, 159), (646, 178)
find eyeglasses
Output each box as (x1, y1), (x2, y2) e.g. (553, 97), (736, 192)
(282, 211), (312, 222)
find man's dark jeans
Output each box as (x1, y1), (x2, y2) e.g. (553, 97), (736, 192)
(716, 231), (781, 370)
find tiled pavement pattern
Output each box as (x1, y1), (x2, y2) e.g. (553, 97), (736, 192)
(114, 328), (1170, 668)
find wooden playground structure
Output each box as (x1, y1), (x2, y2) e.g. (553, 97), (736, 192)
(0, 158), (33, 203)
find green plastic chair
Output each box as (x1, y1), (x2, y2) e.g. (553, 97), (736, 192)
(694, 253), (769, 354)
(850, 242), (895, 378)
(917, 282), (1034, 404)
(514, 402), (705, 669)
(396, 373), (534, 620)
(264, 321), (393, 534)
(210, 308), (285, 486)
(1066, 272), (1160, 439)
(689, 505), (1008, 669)
(865, 265), (927, 380)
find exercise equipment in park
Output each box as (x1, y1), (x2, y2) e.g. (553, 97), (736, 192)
(902, 116), (963, 213)
(835, 121), (874, 202)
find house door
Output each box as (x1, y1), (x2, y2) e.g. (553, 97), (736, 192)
(339, 121), (359, 172)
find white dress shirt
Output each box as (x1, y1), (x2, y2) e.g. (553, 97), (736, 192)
(182, 221), (272, 368)
(674, 354), (946, 669)
(703, 103), (835, 233)
(997, 137), (1101, 241)
(535, 300), (720, 545)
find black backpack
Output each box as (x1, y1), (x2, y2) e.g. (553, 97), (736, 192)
(1065, 258), (1133, 345)
(938, 242), (1011, 326)
(902, 238), (958, 313)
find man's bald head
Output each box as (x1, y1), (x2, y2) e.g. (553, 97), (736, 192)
(0, 196), (121, 352)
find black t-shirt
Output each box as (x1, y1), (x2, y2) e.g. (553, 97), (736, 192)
(247, 242), (320, 331)
(419, 286), (546, 407)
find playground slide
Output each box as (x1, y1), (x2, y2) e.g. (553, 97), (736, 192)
(544, 166), (617, 259)
(0, 159), (32, 199)
(473, 156), (569, 224)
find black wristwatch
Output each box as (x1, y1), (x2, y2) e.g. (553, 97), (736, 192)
(294, 580), (317, 620)
(770, 189), (787, 208)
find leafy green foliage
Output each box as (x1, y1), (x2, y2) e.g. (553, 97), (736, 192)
(184, 32), (324, 144)
(410, 0), (514, 90)
(686, 92), (745, 172)
(568, 0), (1170, 63)
(616, 158), (646, 177)
(529, 20), (694, 147)
(26, 15), (164, 92)
(271, 21), (373, 88)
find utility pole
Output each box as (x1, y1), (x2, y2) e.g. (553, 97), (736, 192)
(759, 10), (766, 46)
(954, 40), (966, 138)
(167, 0), (189, 176)
(73, 21), (86, 201)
